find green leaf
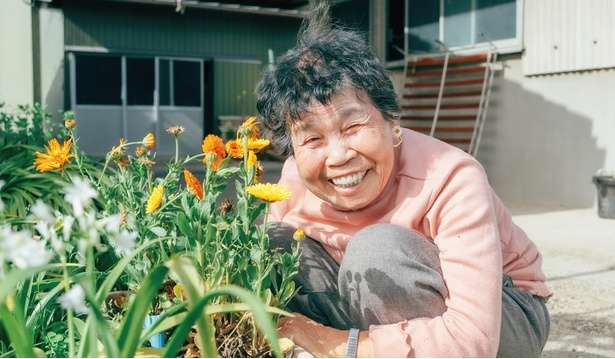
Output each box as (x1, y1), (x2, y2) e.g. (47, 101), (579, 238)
(150, 226), (167, 237)
(0, 302), (35, 357)
(78, 238), (164, 357)
(117, 265), (170, 357)
(0, 264), (71, 304)
(176, 212), (192, 237)
(162, 285), (282, 358)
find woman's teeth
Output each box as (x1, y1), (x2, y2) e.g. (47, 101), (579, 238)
(330, 171), (367, 188)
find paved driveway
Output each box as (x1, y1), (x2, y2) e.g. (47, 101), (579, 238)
(511, 205), (615, 357)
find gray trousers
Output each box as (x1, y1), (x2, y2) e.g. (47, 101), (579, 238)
(269, 222), (550, 357)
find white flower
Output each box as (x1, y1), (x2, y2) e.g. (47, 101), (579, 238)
(64, 177), (97, 217)
(100, 213), (122, 233)
(34, 221), (51, 240)
(30, 200), (55, 223)
(0, 227), (52, 269)
(58, 284), (88, 314)
(112, 230), (137, 256)
(62, 215), (74, 241)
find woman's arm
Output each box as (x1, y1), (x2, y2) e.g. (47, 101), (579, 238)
(277, 313), (375, 357)
(368, 158), (503, 357)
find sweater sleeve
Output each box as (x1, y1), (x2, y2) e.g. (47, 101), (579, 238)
(368, 159), (503, 357)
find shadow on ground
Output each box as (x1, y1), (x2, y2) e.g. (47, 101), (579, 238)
(543, 306), (615, 357)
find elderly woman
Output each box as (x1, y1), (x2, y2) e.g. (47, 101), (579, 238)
(258, 2), (551, 357)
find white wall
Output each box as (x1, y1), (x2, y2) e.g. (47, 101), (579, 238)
(388, 59), (615, 209)
(476, 57), (615, 209)
(39, 5), (65, 122)
(0, 0), (34, 106)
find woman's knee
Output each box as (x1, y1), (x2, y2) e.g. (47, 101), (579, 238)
(339, 224), (449, 324)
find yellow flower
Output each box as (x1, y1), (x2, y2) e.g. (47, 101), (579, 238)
(109, 137), (126, 160)
(172, 283), (186, 301)
(238, 116), (261, 139)
(247, 138), (270, 152)
(183, 169), (203, 200)
(225, 139), (244, 159)
(34, 138), (74, 173)
(247, 150), (258, 169)
(146, 184), (164, 214)
(201, 134), (226, 171)
(64, 119), (76, 129)
(143, 133), (156, 151)
(241, 116), (257, 131)
(293, 228), (305, 242)
(246, 183), (291, 203)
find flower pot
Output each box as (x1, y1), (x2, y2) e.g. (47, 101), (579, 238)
(143, 314), (166, 348)
(592, 175), (615, 219)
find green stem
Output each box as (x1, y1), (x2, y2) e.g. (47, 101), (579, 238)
(174, 137), (179, 164)
(61, 257), (76, 358)
(182, 153), (207, 165)
(97, 157), (110, 186)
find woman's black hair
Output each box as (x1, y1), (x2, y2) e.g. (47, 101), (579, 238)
(255, 0), (400, 156)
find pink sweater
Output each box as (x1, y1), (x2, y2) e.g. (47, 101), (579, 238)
(269, 128), (552, 357)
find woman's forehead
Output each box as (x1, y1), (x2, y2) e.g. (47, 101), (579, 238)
(297, 90), (371, 125)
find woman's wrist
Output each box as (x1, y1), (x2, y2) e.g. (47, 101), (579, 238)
(358, 330), (375, 357)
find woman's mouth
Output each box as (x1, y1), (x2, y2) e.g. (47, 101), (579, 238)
(329, 170), (368, 188)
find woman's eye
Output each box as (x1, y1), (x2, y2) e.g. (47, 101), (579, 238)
(345, 123), (361, 132)
(304, 137), (319, 145)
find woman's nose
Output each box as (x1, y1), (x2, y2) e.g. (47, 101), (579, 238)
(325, 138), (353, 167)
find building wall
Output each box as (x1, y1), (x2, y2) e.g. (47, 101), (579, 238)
(0, 0), (34, 107)
(61, 0), (301, 125)
(476, 57), (615, 209)
(388, 58), (615, 209)
(38, 5), (65, 123)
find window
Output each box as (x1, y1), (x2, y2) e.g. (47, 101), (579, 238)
(387, 0), (405, 61)
(173, 60), (201, 107)
(408, 0), (519, 53)
(159, 59), (171, 106)
(386, 0), (521, 62)
(127, 57), (155, 106)
(76, 54), (122, 105)
(158, 59), (202, 107)
(331, 0), (370, 40)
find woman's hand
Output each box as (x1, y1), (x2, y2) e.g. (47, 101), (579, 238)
(278, 312), (347, 357)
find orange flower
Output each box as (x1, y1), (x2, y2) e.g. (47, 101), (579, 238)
(239, 116), (260, 140)
(135, 146), (146, 157)
(143, 133), (156, 151)
(201, 134), (226, 171)
(64, 119), (76, 129)
(34, 138), (74, 173)
(183, 169), (203, 200)
(225, 139), (244, 159)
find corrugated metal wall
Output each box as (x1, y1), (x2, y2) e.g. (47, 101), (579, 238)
(63, 0), (300, 126)
(213, 61), (263, 119)
(524, 0), (615, 76)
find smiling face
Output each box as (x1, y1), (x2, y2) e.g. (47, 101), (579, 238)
(290, 88), (397, 211)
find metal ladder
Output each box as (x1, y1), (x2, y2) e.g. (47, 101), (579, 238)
(400, 45), (497, 157)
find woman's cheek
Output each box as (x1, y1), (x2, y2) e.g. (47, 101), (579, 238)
(295, 150), (324, 182)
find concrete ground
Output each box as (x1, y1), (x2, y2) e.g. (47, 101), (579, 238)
(509, 204), (615, 357)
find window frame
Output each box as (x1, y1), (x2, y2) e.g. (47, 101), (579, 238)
(386, 0), (524, 68)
